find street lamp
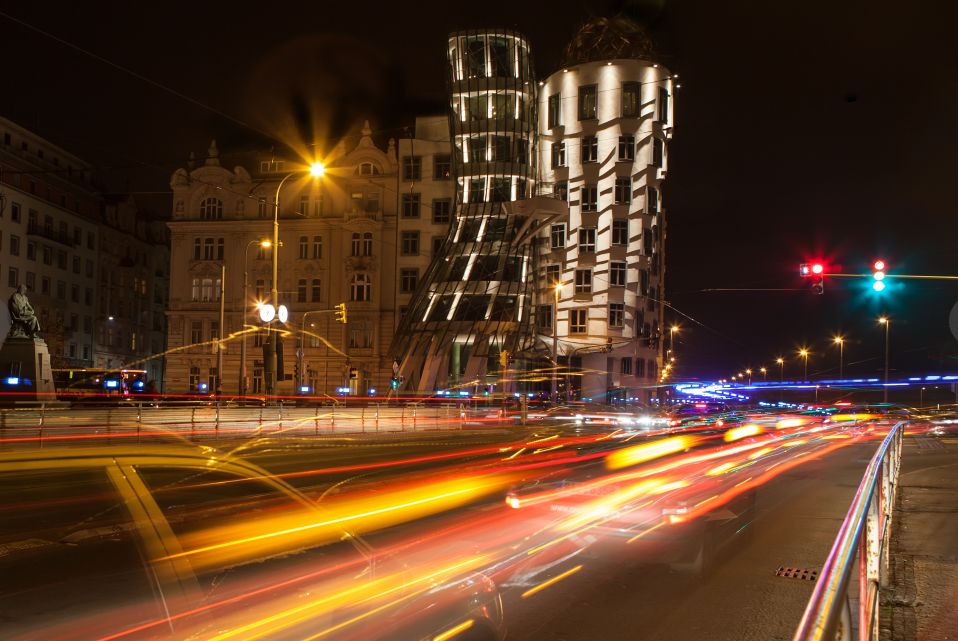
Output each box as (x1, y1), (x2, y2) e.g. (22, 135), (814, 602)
(551, 281), (561, 404)
(776, 357), (785, 382)
(745, 368), (752, 385)
(760, 367), (767, 381)
(878, 316), (890, 403)
(240, 239), (271, 397)
(268, 162), (325, 398)
(832, 335), (845, 379)
(798, 349), (810, 381)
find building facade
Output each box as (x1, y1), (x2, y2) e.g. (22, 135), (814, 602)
(0, 118), (102, 368)
(536, 18), (673, 404)
(0, 117), (171, 388)
(164, 122), (456, 397)
(392, 29), (565, 394)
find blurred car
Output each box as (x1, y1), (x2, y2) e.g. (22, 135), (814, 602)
(918, 412), (958, 437)
(0, 445), (504, 641)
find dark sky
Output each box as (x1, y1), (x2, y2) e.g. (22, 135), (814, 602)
(2, 0), (956, 379)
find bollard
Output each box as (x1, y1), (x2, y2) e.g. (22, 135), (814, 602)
(330, 404), (335, 431)
(136, 403), (142, 444)
(375, 404), (380, 432)
(314, 405), (319, 436)
(38, 403), (45, 448)
(413, 405), (417, 431)
(191, 407), (196, 437)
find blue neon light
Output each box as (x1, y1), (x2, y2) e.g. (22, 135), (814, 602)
(5, 377), (19, 385)
(104, 380), (119, 389)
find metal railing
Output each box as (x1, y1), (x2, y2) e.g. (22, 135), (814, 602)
(792, 421), (905, 641)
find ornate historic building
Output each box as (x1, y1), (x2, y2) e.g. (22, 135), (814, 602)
(164, 121), (455, 396)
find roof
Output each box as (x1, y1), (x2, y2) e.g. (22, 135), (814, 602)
(561, 16), (659, 67)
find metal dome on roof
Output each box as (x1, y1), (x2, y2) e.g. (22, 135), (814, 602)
(561, 15), (658, 67)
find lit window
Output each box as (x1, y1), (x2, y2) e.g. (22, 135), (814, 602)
(622, 82), (641, 117)
(362, 232), (373, 256)
(312, 236), (322, 259)
(548, 93), (561, 128)
(434, 154), (451, 180)
(578, 85), (597, 120)
(299, 236), (309, 259)
(350, 273), (371, 302)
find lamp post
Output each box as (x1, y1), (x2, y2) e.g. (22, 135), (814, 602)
(240, 239), (270, 397)
(798, 349), (810, 381)
(833, 335), (845, 379)
(879, 316), (890, 403)
(268, 162), (325, 398)
(776, 357), (784, 383)
(551, 281), (561, 404)
(745, 368), (752, 385)
(216, 263), (225, 397)
(669, 326), (679, 359)
(760, 367), (767, 381)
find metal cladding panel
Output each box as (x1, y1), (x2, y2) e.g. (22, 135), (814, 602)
(390, 29), (539, 390)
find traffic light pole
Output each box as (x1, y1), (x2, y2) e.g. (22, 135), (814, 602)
(299, 306), (347, 395)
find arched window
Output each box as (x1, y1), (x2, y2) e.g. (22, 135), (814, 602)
(358, 162), (380, 176)
(199, 198), (223, 220)
(350, 273), (371, 302)
(351, 233), (361, 257)
(362, 232), (373, 256)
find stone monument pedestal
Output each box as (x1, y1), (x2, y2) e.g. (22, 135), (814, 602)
(0, 337), (56, 404)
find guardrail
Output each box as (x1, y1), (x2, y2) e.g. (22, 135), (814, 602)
(792, 421), (905, 641)
(0, 402), (513, 447)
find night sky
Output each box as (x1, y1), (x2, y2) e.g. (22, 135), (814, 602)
(2, 0), (956, 379)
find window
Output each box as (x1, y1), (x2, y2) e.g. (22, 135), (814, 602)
(311, 279), (321, 302)
(298, 196), (309, 216)
(41, 276), (50, 295)
(26, 241), (35, 261)
(610, 261), (627, 286)
(620, 355), (632, 373)
(468, 177), (485, 203)
(582, 136), (598, 163)
(86, 260), (93, 278)
(348, 323), (374, 349)
(203, 238), (214, 260)
(257, 198), (268, 218)
(537, 304), (553, 330)
(468, 136), (486, 163)
(578, 228), (596, 253)
(401, 231), (420, 256)
(11, 202), (20, 223)
(297, 279), (307, 303)
(622, 82), (641, 117)
(7, 267), (18, 287)
(636, 358), (646, 377)
(362, 232), (373, 256)
(640, 269), (650, 295)
(400, 268), (418, 293)
(56, 280), (66, 300)
(612, 220), (629, 245)
(550, 224), (566, 249)
(85, 288), (92, 306)
(550, 141), (566, 168)
(647, 186), (659, 214)
(217, 238), (224, 260)
(581, 185), (597, 212)
(57, 250), (67, 270)
(434, 154), (451, 180)
(658, 87), (670, 123)
(574, 269), (592, 294)
(570, 309), (587, 334)
(252, 362), (263, 392)
(193, 238), (201, 260)
(9, 235), (19, 256)
(72, 255), (80, 273)
(0, 469), (165, 640)
(432, 199), (451, 224)
(25, 271), (35, 291)
(351, 233), (360, 256)
(358, 162), (379, 176)
(490, 178), (510, 203)
(350, 273), (371, 302)
(401, 193), (421, 218)
(298, 236), (308, 259)
(553, 181), (568, 202)
(402, 156), (422, 181)
(545, 264), (560, 285)
(578, 85), (597, 120)
(652, 138), (664, 167)
(199, 198), (223, 220)
(548, 93), (561, 128)
(615, 177), (632, 205)
(618, 135), (635, 162)
(432, 236), (444, 256)
(312, 236), (322, 259)
(610, 304), (625, 328)
(190, 320), (202, 344)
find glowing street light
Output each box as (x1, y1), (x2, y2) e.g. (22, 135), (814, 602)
(878, 317), (890, 402)
(833, 335), (845, 379)
(798, 349), (810, 381)
(309, 162), (326, 177)
(745, 368), (752, 385)
(776, 357), (785, 383)
(760, 366), (767, 381)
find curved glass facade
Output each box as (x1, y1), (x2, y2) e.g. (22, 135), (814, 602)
(391, 29), (539, 392)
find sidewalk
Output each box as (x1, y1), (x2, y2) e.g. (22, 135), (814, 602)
(883, 435), (958, 641)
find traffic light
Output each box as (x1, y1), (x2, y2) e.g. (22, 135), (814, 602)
(390, 377), (400, 391)
(294, 361), (300, 383)
(348, 367), (358, 380)
(799, 262), (825, 294)
(334, 303), (348, 324)
(872, 259), (886, 292)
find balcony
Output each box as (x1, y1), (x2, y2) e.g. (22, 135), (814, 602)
(27, 222), (74, 248)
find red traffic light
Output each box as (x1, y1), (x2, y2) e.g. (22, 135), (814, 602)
(873, 259), (885, 272)
(811, 263), (824, 274)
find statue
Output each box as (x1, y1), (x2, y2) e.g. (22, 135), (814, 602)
(7, 285), (41, 339)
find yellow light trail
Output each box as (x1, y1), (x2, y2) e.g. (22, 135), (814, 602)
(521, 564), (583, 599)
(606, 435), (697, 470)
(433, 620), (475, 641)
